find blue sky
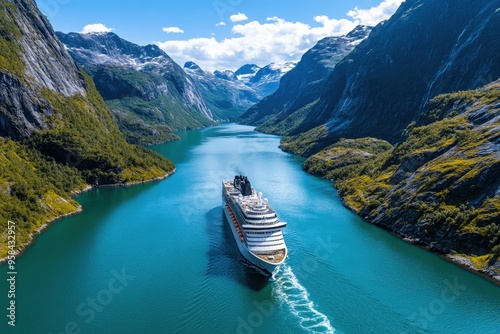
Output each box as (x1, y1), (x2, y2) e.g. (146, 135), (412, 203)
(38, 0), (404, 71)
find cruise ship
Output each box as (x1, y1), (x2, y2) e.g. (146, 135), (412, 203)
(222, 175), (287, 276)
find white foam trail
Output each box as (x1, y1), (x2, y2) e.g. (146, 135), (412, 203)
(273, 264), (336, 333)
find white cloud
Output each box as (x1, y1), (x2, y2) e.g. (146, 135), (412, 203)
(163, 26), (184, 34)
(216, 21), (226, 27)
(157, 0), (404, 71)
(81, 23), (114, 34)
(230, 13), (248, 22)
(347, 0), (405, 26)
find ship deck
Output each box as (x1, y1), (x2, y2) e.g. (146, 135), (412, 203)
(252, 249), (286, 264)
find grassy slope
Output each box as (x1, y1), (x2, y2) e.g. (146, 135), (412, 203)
(303, 83), (500, 277)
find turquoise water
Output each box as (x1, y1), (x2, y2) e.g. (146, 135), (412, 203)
(2, 123), (499, 333)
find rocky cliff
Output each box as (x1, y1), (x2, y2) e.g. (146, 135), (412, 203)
(57, 31), (215, 144)
(0, 0), (84, 139)
(273, 0), (500, 156)
(303, 81), (500, 281)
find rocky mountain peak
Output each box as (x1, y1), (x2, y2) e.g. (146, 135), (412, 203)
(184, 61), (205, 75)
(346, 25), (373, 40)
(214, 70), (236, 81)
(250, 62), (295, 84)
(57, 30), (215, 143)
(235, 64), (260, 78)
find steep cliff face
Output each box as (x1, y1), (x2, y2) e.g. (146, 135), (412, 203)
(0, 0), (85, 139)
(303, 81), (500, 280)
(0, 0), (174, 258)
(276, 0), (500, 156)
(239, 26), (372, 128)
(57, 31), (215, 144)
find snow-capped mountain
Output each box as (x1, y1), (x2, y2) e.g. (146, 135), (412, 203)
(183, 61), (296, 120)
(250, 62), (296, 97)
(183, 62), (261, 121)
(231, 62), (296, 96)
(234, 64), (261, 83)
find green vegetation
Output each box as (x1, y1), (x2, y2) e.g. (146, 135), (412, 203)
(257, 100), (319, 136)
(280, 125), (328, 156)
(303, 82), (500, 275)
(111, 108), (179, 146)
(193, 79), (255, 122)
(303, 137), (393, 179)
(0, 138), (86, 257)
(0, 1), (25, 78)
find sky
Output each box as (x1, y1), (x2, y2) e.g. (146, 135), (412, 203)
(37, 0), (405, 71)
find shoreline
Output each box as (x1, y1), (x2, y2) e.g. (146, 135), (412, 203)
(0, 169), (175, 265)
(339, 197), (500, 286)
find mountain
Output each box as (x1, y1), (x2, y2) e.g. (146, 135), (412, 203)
(0, 0), (173, 258)
(239, 25), (373, 126)
(231, 62), (296, 96)
(214, 69), (237, 81)
(56, 31), (215, 145)
(183, 61), (261, 121)
(235, 64), (260, 83)
(303, 81), (500, 281)
(265, 0), (500, 156)
(183, 61), (295, 121)
(231, 62), (297, 98)
(249, 62), (296, 98)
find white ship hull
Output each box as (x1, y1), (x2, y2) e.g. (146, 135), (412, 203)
(222, 176), (287, 277)
(222, 205), (281, 275)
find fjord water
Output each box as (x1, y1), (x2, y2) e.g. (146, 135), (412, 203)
(2, 124), (499, 334)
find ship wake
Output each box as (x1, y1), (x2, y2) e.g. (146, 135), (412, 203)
(273, 264), (336, 333)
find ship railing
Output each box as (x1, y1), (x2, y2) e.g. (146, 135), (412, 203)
(245, 210), (275, 216)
